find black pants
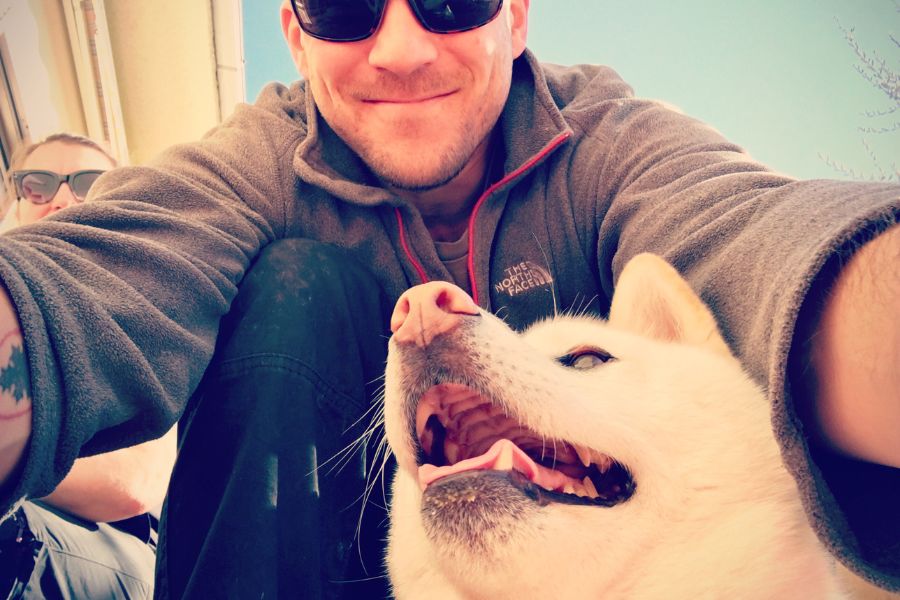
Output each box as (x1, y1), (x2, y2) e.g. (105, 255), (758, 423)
(157, 240), (394, 599)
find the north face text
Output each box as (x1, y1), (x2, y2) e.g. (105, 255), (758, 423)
(494, 261), (554, 297)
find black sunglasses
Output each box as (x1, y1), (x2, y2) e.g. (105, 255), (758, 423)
(12, 169), (106, 205)
(290, 0), (503, 42)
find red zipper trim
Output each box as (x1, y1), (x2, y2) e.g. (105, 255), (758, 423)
(394, 208), (429, 284)
(466, 130), (572, 305)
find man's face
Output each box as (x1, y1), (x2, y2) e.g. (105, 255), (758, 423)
(281, 0), (529, 191)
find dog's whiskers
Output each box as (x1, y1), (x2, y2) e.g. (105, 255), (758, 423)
(531, 232), (559, 317)
(314, 394), (387, 478)
(353, 428), (394, 574)
(344, 389), (387, 435)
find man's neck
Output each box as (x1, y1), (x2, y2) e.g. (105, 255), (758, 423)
(391, 135), (496, 243)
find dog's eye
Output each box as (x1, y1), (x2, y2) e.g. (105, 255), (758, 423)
(559, 348), (615, 370)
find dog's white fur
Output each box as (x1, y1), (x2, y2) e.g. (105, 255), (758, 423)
(383, 254), (844, 599)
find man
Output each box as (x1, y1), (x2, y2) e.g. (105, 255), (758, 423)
(1, 0), (898, 598)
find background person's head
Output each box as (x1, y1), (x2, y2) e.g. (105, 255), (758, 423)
(9, 133), (117, 226)
(280, 0), (529, 192)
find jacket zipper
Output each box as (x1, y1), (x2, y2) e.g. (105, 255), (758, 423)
(466, 131), (572, 305)
(394, 129), (573, 303)
(394, 207), (429, 284)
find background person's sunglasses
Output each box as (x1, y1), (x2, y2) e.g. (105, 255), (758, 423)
(12, 170), (106, 205)
(290, 0), (503, 42)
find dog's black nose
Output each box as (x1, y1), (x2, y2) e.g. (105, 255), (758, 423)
(390, 281), (480, 347)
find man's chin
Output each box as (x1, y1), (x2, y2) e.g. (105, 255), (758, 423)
(379, 173), (458, 193)
(370, 158), (467, 193)
(341, 123), (490, 193)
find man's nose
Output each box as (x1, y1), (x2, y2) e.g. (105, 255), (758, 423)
(367, 0), (438, 75)
(390, 281), (480, 347)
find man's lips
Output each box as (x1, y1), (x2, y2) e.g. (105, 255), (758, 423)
(362, 90), (456, 104)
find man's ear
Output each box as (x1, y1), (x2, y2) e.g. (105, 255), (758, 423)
(508, 0), (529, 58)
(280, 0), (309, 79)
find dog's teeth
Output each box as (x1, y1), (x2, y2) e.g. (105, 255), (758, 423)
(582, 476), (599, 498)
(563, 482), (576, 495)
(594, 453), (613, 472)
(574, 444), (592, 468)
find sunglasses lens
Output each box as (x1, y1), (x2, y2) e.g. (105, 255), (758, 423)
(293, 0), (383, 41)
(70, 171), (104, 200)
(19, 172), (59, 205)
(293, 0), (502, 41)
(416, 0), (503, 33)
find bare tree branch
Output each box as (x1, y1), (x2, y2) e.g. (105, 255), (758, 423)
(824, 8), (899, 182)
(858, 122), (900, 134)
(861, 106), (897, 118)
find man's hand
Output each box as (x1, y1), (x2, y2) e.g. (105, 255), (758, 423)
(0, 286), (30, 488)
(810, 223), (900, 468)
(40, 425), (177, 522)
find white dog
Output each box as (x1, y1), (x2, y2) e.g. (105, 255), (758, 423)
(382, 253), (845, 599)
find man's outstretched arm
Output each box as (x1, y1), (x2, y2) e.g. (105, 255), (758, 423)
(809, 224), (900, 468)
(0, 285), (30, 488)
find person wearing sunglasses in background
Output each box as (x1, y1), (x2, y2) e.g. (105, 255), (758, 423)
(0, 133), (176, 598)
(6, 144), (105, 229)
(0, 1), (897, 598)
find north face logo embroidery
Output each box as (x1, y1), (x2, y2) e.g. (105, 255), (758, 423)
(494, 261), (554, 297)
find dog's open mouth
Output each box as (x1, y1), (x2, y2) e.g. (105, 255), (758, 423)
(414, 383), (635, 507)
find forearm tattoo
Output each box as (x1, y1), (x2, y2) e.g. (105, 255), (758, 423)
(0, 329), (32, 418)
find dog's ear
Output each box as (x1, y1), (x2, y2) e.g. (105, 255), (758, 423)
(608, 254), (732, 356)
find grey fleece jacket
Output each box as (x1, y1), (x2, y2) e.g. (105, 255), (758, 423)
(0, 50), (897, 587)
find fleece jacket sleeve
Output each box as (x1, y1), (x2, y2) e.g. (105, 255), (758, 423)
(0, 98), (305, 518)
(576, 96), (899, 588)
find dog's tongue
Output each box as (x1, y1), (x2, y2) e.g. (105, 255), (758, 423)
(418, 439), (574, 492)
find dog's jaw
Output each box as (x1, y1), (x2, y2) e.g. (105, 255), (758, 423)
(421, 471), (541, 556)
(387, 466), (585, 600)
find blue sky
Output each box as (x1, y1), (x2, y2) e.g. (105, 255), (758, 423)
(244, 1), (899, 181)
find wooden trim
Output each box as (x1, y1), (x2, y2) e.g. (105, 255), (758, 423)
(0, 34), (29, 209)
(61, 0), (128, 163)
(212, 0), (247, 119)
